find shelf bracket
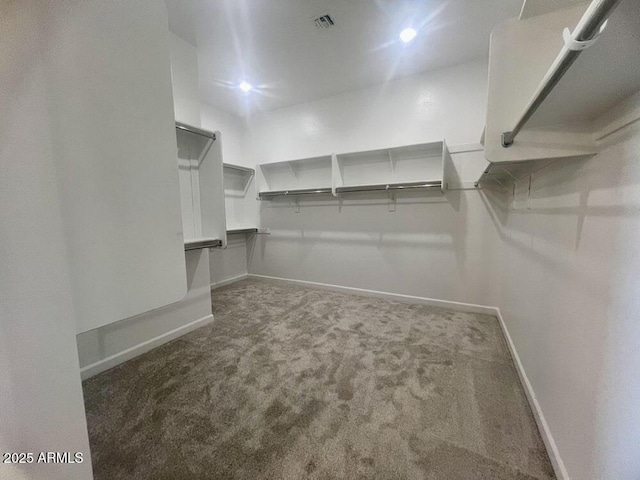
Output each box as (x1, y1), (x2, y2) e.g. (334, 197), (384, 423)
(287, 162), (298, 180)
(388, 150), (395, 175)
(294, 198), (300, 213)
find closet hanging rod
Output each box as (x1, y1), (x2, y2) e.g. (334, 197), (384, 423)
(335, 180), (442, 194)
(227, 228), (259, 235)
(223, 163), (255, 175)
(501, 0), (622, 148)
(258, 188), (333, 199)
(175, 121), (216, 140)
(184, 238), (222, 251)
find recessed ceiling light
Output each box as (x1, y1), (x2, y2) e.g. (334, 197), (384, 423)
(400, 28), (417, 43)
(239, 81), (253, 92)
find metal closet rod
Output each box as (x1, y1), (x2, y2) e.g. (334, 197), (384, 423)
(501, 0), (622, 148)
(335, 180), (442, 193)
(259, 188), (333, 198)
(175, 121), (216, 140)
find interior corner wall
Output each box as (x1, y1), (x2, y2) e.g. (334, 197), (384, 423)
(489, 93), (640, 480)
(201, 102), (254, 286)
(244, 60), (501, 307)
(76, 31), (214, 377)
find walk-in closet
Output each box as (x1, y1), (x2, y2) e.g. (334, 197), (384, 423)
(2, 0), (639, 479)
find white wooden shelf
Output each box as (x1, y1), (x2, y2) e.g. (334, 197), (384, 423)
(475, 158), (558, 189)
(223, 163), (255, 175)
(257, 141), (451, 200)
(257, 155), (333, 199)
(484, 0), (640, 165)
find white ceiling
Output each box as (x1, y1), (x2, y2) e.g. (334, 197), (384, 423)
(519, 0), (588, 19)
(166, 0), (523, 117)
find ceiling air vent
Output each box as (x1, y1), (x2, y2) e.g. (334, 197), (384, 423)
(313, 12), (335, 29)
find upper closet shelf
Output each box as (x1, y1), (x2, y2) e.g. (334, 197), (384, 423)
(223, 163), (255, 175)
(257, 141), (451, 199)
(484, 0), (639, 164)
(334, 141), (448, 195)
(256, 155), (333, 199)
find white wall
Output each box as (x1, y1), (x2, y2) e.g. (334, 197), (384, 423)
(243, 58), (640, 479)
(77, 249), (213, 378)
(201, 102), (248, 168)
(76, 32), (214, 377)
(245, 60), (499, 306)
(1, 2), (93, 478)
(490, 93), (640, 480)
(169, 33), (201, 126)
(48, 0), (187, 334)
(201, 102), (255, 286)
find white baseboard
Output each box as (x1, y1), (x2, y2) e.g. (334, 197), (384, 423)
(247, 274), (497, 315)
(211, 273), (248, 290)
(79, 314), (214, 380)
(493, 309), (569, 480)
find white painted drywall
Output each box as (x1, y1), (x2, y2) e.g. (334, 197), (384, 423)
(47, 0), (187, 334)
(245, 60), (499, 307)
(490, 93), (640, 480)
(1, 2), (93, 478)
(170, 33), (201, 126)
(243, 58), (640, 478)
(201, 102), (248, 168)
(77, 31), (214, 375)
(201, 102), (256, 285)
(77, 249), (213, 377)
(171, 33), (202, 240)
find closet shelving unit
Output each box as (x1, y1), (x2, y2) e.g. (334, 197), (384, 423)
(479, 0), (640, 188)
(256, 155), (333, 199)
(334, 141), (448, 195)
(176, 121), (227, 251)
(223, 162), (260, 235)
(257, 141), (451, 199)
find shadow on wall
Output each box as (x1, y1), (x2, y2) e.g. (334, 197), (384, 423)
(77, 249), (206, 366)
(249, 186), (479, 291)
(477, 128), (640, 478)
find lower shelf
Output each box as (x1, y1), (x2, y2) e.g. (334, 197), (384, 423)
(475, 159), (560, 188)
(184, 238), (222, 251)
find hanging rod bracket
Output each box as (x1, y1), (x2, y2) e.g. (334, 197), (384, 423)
(562, 20), (607, 51)
(501, 132), (514, 148)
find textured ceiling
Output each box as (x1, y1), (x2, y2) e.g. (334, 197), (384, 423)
(166, 0), (523, 116)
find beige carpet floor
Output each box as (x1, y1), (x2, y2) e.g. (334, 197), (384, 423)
(83, 279), (555, 479)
